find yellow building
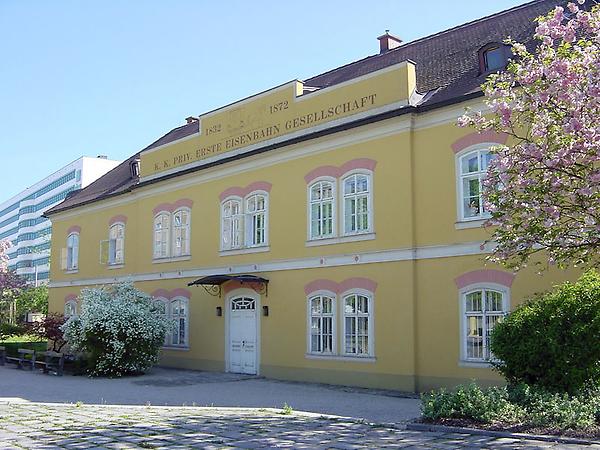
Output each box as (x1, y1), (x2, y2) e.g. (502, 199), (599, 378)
(46, 0), (573, 392)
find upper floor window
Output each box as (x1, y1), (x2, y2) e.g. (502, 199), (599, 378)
(343, 173), (371, 234)
(154, 213), (171, 259)
(172, 209), (190, 257)
(221, 192), (269, 251)
(458, 149), (494, 220)
(108, 223), (125, 265)
(309, 180), (335, 239)
(307, 171), (373, 242)
(479, 43), (511, 74)
(65, 233), (79, 271)
(462, 288), (507, 361)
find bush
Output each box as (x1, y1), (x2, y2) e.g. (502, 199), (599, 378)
(27, 313), (67, 352)
(490, 270), (600, 394)
(422, 382), (600, 431)
(0, 323), (26, 341)
(61, 283), (170, 377)
(421, 382), (524, 424)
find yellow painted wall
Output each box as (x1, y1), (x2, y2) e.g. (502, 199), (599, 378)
(48, 94), (581, 392)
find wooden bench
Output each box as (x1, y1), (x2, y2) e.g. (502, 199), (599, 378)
(15, 348), (36, 370)
(36, 351), (64, 376)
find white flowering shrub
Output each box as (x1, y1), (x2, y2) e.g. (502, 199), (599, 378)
(61, 282), (170, 377)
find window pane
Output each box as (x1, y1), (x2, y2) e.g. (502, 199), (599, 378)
(463, 196), (481, 218)
(356, 175), (368, 193)
(344, 176), (356, 195)
(485, 47), (505, 71)
(466, 315), (483, 359)
(462, 154), (480, 174)
(486, 291), (503, 312)
(466, 292), (482, 312)
(345, 296), (356, 314)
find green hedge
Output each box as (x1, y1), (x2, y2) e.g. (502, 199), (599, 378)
(491, 270), (600, 394)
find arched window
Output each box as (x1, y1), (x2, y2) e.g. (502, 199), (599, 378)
(170, 297), (188, 347)
(309, 180), (335, 239)
(66, 233), (79, 271)
(221, 198), (243, 250)
(342, 293), (372, 356)
(153, 298), (169, 346)
(246, 193), (267, 247)
(154, 213), (171, 259)
(108, 223), (125, 265)
(458, 149), (494, 220)
(308, 294), (335, 354)
(342, 173), (371, 235)
(172, 209), (191, 257)
(462, 288), (507, 361)
(64, 300), (77, 318)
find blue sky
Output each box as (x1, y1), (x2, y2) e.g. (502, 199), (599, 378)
(0, 0), (528, 199)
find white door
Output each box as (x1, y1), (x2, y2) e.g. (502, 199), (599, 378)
(229, 296), (257, 374)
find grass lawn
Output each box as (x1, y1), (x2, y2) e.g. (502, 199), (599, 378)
(0, 334), (47, 356)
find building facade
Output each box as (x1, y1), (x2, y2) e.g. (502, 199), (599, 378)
(46, 0), (577, 391)
(1, 156), (120, 285)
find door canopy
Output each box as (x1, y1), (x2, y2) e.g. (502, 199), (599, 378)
(188, 274), (269, 297)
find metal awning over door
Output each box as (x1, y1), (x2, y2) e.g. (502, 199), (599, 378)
(188, 274), (269, 297)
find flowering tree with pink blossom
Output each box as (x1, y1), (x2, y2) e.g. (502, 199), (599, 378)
(460, 1), (600, 270)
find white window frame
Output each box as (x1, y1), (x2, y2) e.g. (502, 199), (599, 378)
(245, 191), (269, 248)
(64, 300), (77, 318)
(172, 208), (191, 257)
(169, 296), (189, 348)
(307, 178), (337, 241)
(153, 212), (171, 260)
(108, 222), (125, 266)
(66, 232), (79, 271)
(221, 197), (244, 251)
(340, 171), (373, 237)
(341, 290), (374, 357)
(456, 146), (494, 223)
(220, 192), (269, 252)
(458, 282), (510, 366)
(306, 291), (337, 355)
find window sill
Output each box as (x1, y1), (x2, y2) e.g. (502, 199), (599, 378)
(64, 269), (79, 274)
(455, 219), (488, 230)
(219, 246), (270, 257)
(152, 255), (192, 264)
(458, 359), (493, 368)
(162, 345), (190, 352)
(107, 263), (124, 270)
(306, 232), (375, 247)
(305, 353), (376, 363)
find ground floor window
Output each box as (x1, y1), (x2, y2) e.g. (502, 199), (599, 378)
(463, 288), (506, 361)
(155, 297), (189, 348)
(307, 291), (373, 358)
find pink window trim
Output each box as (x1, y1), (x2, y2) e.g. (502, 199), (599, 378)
(173, 198), (194, 210)
(454, 269), (515, 289)
(223, 280), (263, 295)
(153, 203), (173, 215)
(451, 130), (508, 154)
(304, 158), (377, 184)
(150, 288), (191, 300)
(108, 215), (128, 226)
(67, 225), (81, 235)
(219, 181), (272, 202)
(304, 277), (377, 296)
(64, 294), (78, 304)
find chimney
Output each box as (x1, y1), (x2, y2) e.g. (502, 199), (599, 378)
(377, 30), (402, 54)
(185, 116), (199, 124)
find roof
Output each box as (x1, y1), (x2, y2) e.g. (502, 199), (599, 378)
(46, 0), (563, 216)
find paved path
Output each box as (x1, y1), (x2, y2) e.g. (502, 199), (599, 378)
(0, 365), (420, 425)
(0, 403), (593, 449)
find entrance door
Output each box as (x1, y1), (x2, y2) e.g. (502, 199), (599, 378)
(228, 296), (257, 374)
